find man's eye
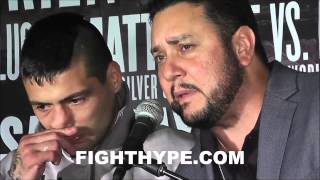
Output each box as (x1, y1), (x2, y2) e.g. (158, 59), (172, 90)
(70, 97), (85, 105)
(154, 55), (166, 64)
(35, 105), (51, 112)
(181, 44), (193, 51)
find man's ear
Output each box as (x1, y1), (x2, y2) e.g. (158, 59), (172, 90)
(232, 26), (256, 67)
(106, 61), (122, 93)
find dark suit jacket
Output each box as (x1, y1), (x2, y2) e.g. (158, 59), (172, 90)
(176, 62), (319, 180)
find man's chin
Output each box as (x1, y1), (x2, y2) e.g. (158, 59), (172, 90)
(182, 117), (212, 129)
(181, 111), (195, 124)
(180, 110), (209, 128)
(172, 101), (213, 128)
(179, 103), (202, 117)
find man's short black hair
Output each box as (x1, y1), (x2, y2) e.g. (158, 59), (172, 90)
(21, 12), (113, 85)
(146, 0), (269, 66)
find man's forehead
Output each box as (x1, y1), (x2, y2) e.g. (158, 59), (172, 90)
(153, 2), (204, 21)
(151, 3), (208, 42)
(22, 64), (93, 102)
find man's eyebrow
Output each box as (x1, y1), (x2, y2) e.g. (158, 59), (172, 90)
(30, 101), (51, 106)
(30, 89), (91, 106)
(151, 34), (193, 55)
(166, 34), (193, 45)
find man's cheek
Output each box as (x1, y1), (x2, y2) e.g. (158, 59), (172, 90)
(74, 108), (94, 122)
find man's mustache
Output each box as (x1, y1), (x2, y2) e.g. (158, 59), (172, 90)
(171, 83), (202, 99)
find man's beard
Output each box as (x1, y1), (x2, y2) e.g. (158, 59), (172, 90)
(171, 47), (244, 129)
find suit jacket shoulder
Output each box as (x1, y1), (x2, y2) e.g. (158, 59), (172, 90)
(257, 62), (319, 179)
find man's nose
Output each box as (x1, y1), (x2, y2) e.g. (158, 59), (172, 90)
(50, 105), (73, 129)
(159, 55), (186, 82)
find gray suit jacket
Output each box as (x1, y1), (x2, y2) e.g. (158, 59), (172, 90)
(176, 62), (319, 180)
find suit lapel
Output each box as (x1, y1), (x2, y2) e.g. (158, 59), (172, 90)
(257, 62), (298, 179)
(257, 95), (297, 179)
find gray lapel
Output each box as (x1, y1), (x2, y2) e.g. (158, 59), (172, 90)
(257, 62), (298, 179)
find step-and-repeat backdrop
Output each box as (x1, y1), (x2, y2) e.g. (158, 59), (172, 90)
(1, 0), (319, 159)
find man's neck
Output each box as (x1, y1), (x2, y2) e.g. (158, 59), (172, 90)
(211, 59), (269, 151)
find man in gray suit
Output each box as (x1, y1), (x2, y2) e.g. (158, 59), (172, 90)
(146, 0), (319, 179)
